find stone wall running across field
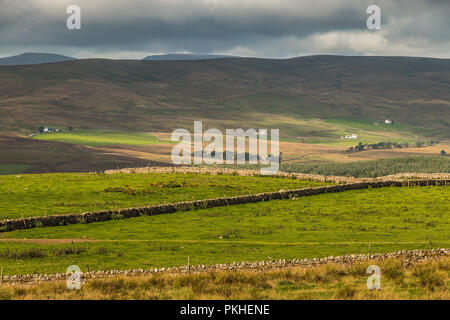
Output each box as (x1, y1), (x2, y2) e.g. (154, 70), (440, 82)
(0, 179), (448, 233)
(1, 248), (449, 284)
(105, 166), (450, 184)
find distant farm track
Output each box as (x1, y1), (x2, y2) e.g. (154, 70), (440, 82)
(0, 178), (449, 233)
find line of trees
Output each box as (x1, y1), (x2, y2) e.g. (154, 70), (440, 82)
(192, 151), (281, 163)
(347, 141), (438, 153)
(282, 156), (450, 178)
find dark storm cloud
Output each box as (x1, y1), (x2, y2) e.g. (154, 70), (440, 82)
(0, 0), (449, 58)
(0, 1), (363, 47)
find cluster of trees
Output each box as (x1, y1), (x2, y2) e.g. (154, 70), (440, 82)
(283, 156), (450, 178)
(348, 141), (438, 153)
(192, 151), (282, 163)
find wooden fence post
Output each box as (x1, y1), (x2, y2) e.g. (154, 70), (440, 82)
(188, 256), (190, 274)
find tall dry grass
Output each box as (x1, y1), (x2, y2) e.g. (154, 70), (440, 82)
(0, 258), (448, 300)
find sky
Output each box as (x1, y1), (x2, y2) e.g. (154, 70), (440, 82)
(1, 0), (449, 59)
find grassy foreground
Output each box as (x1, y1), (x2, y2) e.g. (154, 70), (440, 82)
(1, 258), (448, 300)
(0, 186), (448, 275)
(0, 173), (328, 220)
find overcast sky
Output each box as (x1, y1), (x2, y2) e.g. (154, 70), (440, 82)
(1, 0), (449, 59)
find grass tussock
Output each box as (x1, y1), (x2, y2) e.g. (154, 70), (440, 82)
(0, 258), (448, 300)
(0, 245), (92, 260)
(0, 248), (47, 259)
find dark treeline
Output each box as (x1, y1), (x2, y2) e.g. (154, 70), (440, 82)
(347, 141), (438, 152)
(282, 156), (450, 178)
(192, 151), (281, 163)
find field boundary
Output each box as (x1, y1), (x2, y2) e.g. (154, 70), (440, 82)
(105, 166), (450, 183)
(2, 248), (448, 284)
(0, 179), (448, 233)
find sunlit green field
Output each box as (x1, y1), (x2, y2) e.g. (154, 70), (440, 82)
(0, 186), (448, 275)
(0, 172), (328, 220)
(33, 130), (166, 147)
(31, 119), (423, 148)
(300, 117), (420, 146)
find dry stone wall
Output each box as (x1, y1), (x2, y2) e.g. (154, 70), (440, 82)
(0, 179), (449, 233)
(2, 248), (448, 285)
(105, 166), (450, 184)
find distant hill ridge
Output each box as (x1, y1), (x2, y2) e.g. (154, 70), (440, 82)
(0, 52), (76, 66)
(143, 53), (236, 61)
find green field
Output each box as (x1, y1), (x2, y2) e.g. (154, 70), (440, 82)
(0, 186), (448, 275)
(0, 173), (328, 220)
(302, 117), (421, 146)
(324, 118), (414, 134)
(33, 130), (166, 147)
(31, 120), (418, 148)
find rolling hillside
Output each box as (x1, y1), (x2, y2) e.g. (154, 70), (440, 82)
(0, 55), (449, 138)
(1, 55), (449, 174)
